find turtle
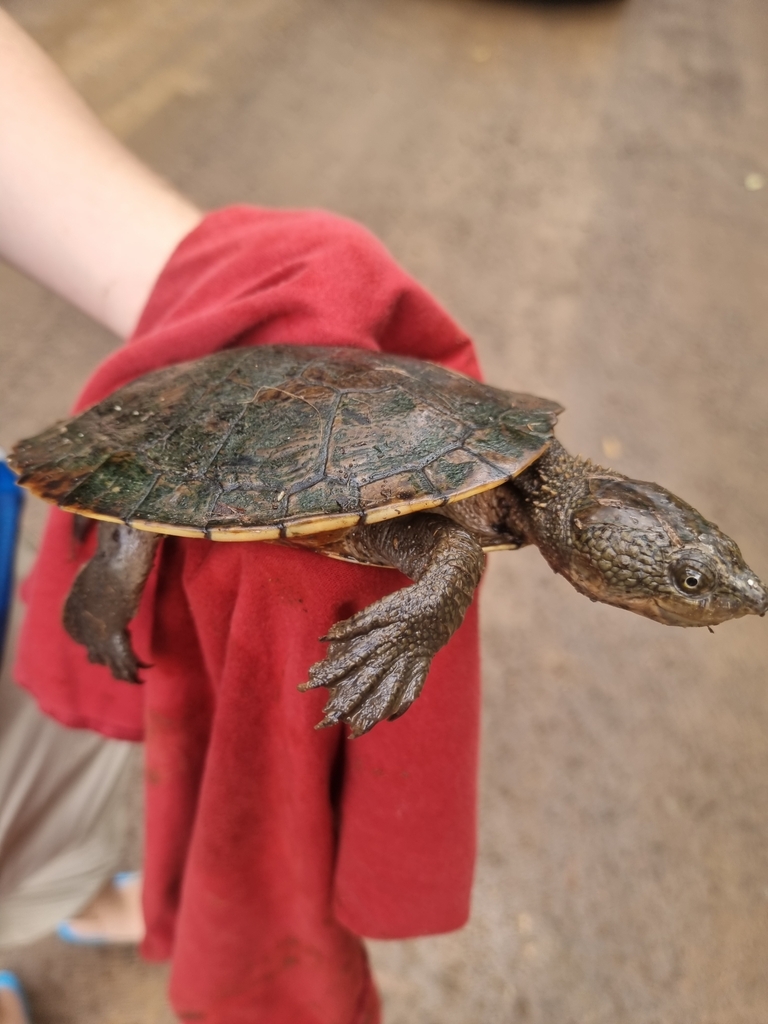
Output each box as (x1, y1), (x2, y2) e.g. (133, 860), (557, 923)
(10, 345), (767, 737)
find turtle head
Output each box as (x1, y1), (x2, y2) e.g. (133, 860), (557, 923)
(561, 477), (767, 627)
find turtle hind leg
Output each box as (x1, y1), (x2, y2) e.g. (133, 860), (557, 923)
(63, 521), (159, 682)
(300, 514), (485, 737)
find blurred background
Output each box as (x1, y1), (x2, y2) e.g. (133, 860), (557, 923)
(1, 0), (767, 1021)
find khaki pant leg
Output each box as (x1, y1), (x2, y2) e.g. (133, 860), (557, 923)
(0, 670), (138, 947)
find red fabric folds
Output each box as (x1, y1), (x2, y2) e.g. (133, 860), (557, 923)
(14, 207), (482, 1023)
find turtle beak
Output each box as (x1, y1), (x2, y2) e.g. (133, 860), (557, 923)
(739, 572), (768, 616)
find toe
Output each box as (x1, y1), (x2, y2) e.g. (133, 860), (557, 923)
(387, 662), (429, 720)
(346, 660), (410, 735)
(302, 625), (400, 691)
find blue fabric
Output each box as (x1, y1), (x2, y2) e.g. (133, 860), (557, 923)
(0, 458), (23, 661)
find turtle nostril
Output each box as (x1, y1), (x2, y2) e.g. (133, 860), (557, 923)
(743, 576), (768, 615)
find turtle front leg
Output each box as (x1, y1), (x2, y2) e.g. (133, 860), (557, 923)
(63, 521), (160, 682)
(300, 514), (484, 737)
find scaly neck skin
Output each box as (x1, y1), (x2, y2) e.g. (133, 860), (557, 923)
(443, 440), (618, 564)
(505, 440), (621, 575)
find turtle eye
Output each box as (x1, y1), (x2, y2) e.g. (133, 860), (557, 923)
(671, 560), (715, 596)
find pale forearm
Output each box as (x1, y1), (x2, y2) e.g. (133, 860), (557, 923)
(0, 10), (202, 338)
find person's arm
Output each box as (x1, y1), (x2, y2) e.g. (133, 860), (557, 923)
(0, 9), (202, 338)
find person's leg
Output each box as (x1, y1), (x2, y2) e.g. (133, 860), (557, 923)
(58, 871), (144, 944)
(0, 672), (138, 948)
(0, 973), (29, 1024)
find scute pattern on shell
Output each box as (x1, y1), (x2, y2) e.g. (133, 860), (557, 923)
(11, 346), (562, 539)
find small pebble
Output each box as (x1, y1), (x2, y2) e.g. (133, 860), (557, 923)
(744, 172), (765, 191)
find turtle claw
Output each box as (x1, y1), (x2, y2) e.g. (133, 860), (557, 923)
(68, 610), (145, 684)
(93, 638), (145, 685)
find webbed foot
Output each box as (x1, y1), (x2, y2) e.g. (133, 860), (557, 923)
(63, 521), (159, 682)
(63, 598), (147, 682)
(300, 590), (439, 737)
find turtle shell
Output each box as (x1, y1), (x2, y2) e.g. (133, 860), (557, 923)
(10, 346), (562, 541)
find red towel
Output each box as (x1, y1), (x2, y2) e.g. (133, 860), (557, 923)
(14, 207), (482, 1023)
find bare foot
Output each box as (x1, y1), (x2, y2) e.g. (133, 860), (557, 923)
(0, 985), (28, 1024)
(62, 873), (145, 944)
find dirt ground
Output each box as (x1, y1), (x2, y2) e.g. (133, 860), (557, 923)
(1, 0), (767, 1021)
